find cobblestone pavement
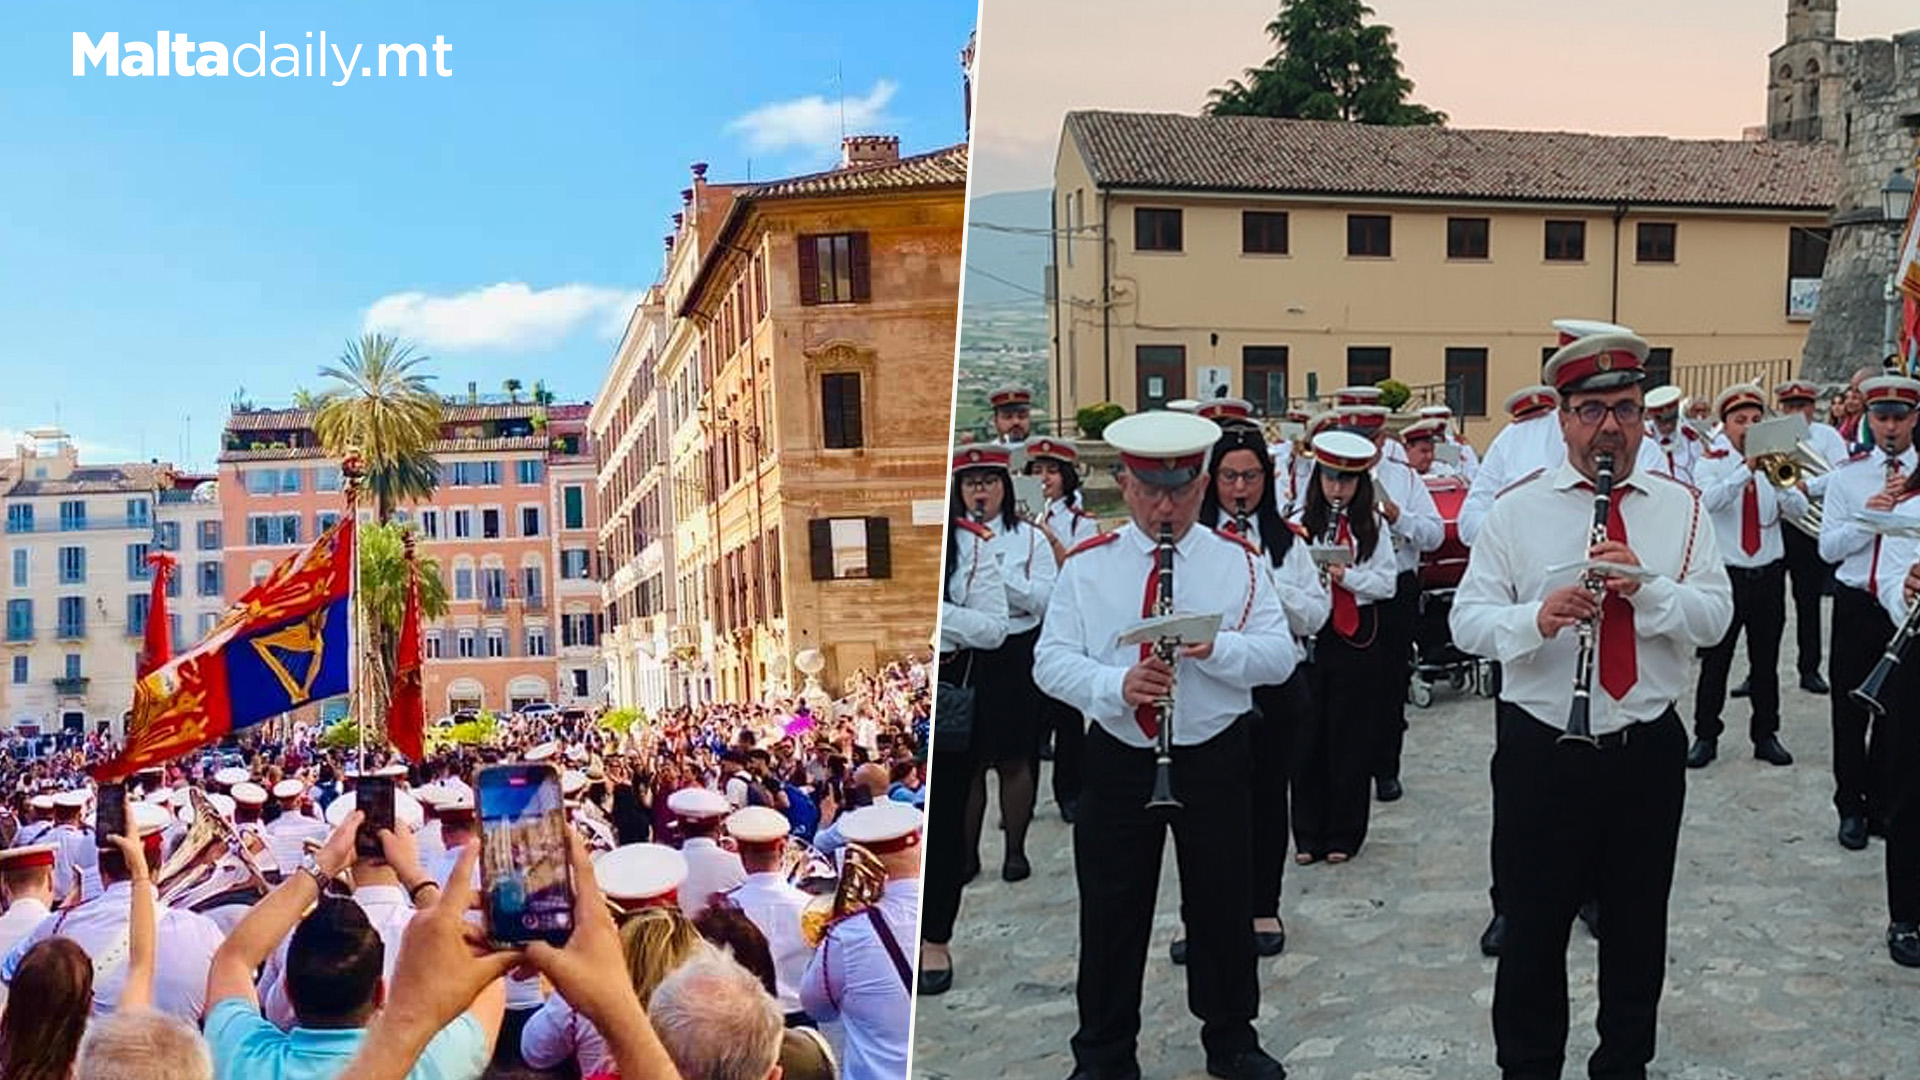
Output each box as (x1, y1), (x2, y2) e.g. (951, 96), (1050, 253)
(910, 611), (1920, 1080)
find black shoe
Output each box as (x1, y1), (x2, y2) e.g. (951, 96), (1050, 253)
(1479, 914), (1506, 957)
(1800, 672), (1830, 695)
(1753, 735), (1794, 766)
(1060, 799), (1078, 824)
(1066, 1064), (1142, 1080)
(1890, 923), (1920, 968)
(1002, 854), (1031, 883)
(1254, 925), (1287, 957)
(1685, 737), (1717, 769)
(1375, 777), (1403, 802)
(1169, 937), (1188, 965)
(1578, 900), (1601, 939)
(963, 856), (981, 884)
(1206, 1047), (1287, 1080)
(918, 964), (954, 996)
(1839, 816), (1870, 851)
(1730, 677), (1751, 698)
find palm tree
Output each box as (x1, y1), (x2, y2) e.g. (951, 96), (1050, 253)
(314, 333), (445, 523)
(290, 387), (320, 410)
(503, 378), (523, 403)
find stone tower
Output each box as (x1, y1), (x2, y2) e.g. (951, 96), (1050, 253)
(1768, 0), (1842, 142)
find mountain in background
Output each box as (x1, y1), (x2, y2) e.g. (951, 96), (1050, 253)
(963, 189), (1051, 308)
(957, 188), (1052, 437)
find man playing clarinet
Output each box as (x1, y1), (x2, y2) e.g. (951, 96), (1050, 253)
(1035, 410), (1295, 1080)
(1451, 332), (1732, 1080)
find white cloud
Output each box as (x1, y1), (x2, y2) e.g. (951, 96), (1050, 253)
(362, 282), (642, 352)
(725, 79), (899, 157)
(0, 426), (136, 464)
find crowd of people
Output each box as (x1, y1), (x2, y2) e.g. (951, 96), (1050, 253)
(0, 661), (932, 1080)
(933, 340), (1920, 1080)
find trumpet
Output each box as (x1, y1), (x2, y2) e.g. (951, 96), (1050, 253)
(1564, 451), (1616, 747)
(1750, 442), (1830, 536)
(1144, 522), (1182, 814)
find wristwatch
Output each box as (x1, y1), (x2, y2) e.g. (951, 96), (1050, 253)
(300, 851), (334, 892)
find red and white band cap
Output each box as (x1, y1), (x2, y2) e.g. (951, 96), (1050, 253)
(1306, 410), (1343, 439)
(0, 844), (57, 872)
(951, 445), (1012, 474)
(596, 842), (688, 909)
(1862, 375), (1920, 412)
(1551, 318), (1635, 347)
(1310, 430), (1379, 474)
(1774, 379), (1821, 404)
(1195, 398), (1253, 423)
(1399, 418), (1447, 444)
(838, 802), (923, 854)
(1543, 332), (1649, 395)
(726, 806), (791, 849)
(1714, 384), (1766, 420)
(1333, 386), (1382, 408)
(1504, 385), (1560, 419)
(1416, 405), (1452, 420)
(1335, 405), (1389, 432)
(1025, 436), (1078, 465)
(1644, 386), (1683, 415)
(1105, 411), (1222, 487)
(988, 385), (1033, 410)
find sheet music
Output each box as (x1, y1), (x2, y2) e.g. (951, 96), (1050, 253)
(1117, 612), (1223, 648)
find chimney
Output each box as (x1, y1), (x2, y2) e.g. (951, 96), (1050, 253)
(690, 162), (709, 180)
(840, 134), (900, 169)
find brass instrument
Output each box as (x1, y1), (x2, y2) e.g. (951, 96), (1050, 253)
(800, 842), (889, 946)
(1750, 440), (1830, 536)
(1144, 522), (1182, 814)
(781, 837), (838, 896)
(155, 790), (272, 910)
(1564, 451), (1616, 747)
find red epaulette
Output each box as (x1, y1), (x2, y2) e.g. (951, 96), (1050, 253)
(1848, 449), (1873, 464)
(1701, 445), (1730, 459)
(1286, 521), (1310, 539)
(1069, 506), (1091, 518)
(1682, 426), (1701, 442)
(954, 517), (992, 540)
(1064, 531), (1120, 560)
(1495, 467), (1545, 500)
(1213, 527), (1259, 556)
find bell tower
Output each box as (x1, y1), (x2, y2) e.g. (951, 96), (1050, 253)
(1769, 0), (1840, 142)
(1785, 0), (1838, 44)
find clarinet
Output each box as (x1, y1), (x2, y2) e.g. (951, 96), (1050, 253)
(1854, 447), (1918, 715)
(1144, 522), (1183, 813)
(1564, 451), (1615, 747)
(1232, 497), (1252, 537)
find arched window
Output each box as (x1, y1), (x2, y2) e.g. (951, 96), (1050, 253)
(1805, 58), (1821, 76)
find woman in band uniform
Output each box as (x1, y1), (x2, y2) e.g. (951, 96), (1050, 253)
(1025, 437), (1097, 824)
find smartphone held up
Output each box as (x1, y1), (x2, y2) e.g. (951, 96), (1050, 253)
(477, 763), (576, 947)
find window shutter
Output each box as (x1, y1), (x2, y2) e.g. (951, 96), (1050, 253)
(846, 375), (864, 447)
(797, 235), (820, 306)
(809, 519), (833, 580)
(865, 515), (891, 579)
(850, 232), (872, 302)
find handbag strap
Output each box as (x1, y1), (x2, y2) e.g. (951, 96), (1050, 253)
(866, 907), (913, 994)
(942, 649), (976, 688)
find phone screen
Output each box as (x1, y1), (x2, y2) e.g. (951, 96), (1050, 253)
(95, 783), (126, 848)
(477, 764), (574, 946)
(356, 777), (395, 858)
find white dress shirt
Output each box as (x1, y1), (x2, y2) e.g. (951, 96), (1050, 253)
(1460, 414), (1668, 545)
(1042, 495), (1098, 555)
(51, 822), (101, 902)
(1210, 511), (1331, 641)
(1451, 463), (1733, 734)
(0, 895), (49, 1011)
(1281, 452), (1315, 517)
(1644, 422), (1704, 486)
(1694, 439), (1808, 568)
(800, 877), (919, 1080)
(1373, 458), (1445, 574)
(940, 528), (1008, 653)
(1801, 420), (1851, 500)
(4, 881), (225, 1022)
(263, 811), (329, 882)
(1873, 500), (1920, 621)
(679, 836), (746, 919)
(1034, 522), (1296, 749)
(986, 519), (1056, 635)
(1819, 446), (1919, 591)
(729, 870), (815, 1014)
(1447, 435), (1480, 483)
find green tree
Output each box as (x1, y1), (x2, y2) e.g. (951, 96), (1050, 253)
(357, 521), (450, 638)
(314, 333), (445, 523)
(503, 378), (523, 403)
(1206, 0), (1445, 126)
(290, 386), (320, 409)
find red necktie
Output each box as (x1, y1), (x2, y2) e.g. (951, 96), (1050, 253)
(1740, 479), (1761, 557)
(1134, 556), (1160, 738)
(1331, 514), (1360, 638)
(1599, 491), (1638, 700)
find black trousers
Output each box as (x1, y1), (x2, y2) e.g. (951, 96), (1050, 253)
(1250, 672), (1308, 920)
(923, 655), (981, 945)
(1072, 720), (1260, 1072)
(1830, 586), (1897, 822)
(1373, 569), (1421, 782)
(1048, 695), (1085, 809)
(1692, 561), (1786, 743)
(1492, 702), (1686, 1080)
(1885, 658), (1920, 924)
(1294, 618), (1377, 858)
(1780, 524), (1830, 677)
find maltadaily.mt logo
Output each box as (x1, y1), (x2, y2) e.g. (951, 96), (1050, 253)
(73, 32), (452, 85)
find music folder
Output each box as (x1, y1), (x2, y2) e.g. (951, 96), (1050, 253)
(1118, 612), (1223, 648)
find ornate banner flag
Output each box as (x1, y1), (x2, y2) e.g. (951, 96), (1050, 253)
(388, 536), (426, 763)
(1898, 174), (1920, 371)
(95, 518), (355, 782)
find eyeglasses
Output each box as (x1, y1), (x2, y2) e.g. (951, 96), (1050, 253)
(1218, 469), (1266, 485)
(1568, 401), (1645, 426)
(958, 475), (999, 490)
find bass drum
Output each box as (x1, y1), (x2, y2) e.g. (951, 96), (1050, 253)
(1419, 475), (1470, 590)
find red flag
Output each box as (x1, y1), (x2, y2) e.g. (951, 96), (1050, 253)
(1902, 292), (1920, 376)
(139, 553), (176, 678)
(388, 536), (426, 763)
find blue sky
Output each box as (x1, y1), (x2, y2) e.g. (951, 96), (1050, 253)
(0, 0), (976, 471)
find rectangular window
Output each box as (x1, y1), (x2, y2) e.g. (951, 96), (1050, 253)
(1444, 347), (1490, 418)
(6, 506), (32, 533)
(1241, 211), (1289, 255)
(197, 520), (222, 550)
(482, 568), (507, 609)
(166, 569), (181, 599)
(279, 469), (301, 493)
(481, 509), (501, 540)
(10, 656), (24, 685)
(1645, 347), (1674, 389)
(199, 560), (222, 597)
(516, 460), (542, 485)
(1545, 220), (1586, 261)
(65, 654), (81, 680)
(1347, 214), (1392, 257)
(563, 487), (584, 530)
(526, 626), (549, 657)
(1789, 226), (1831, 278)
(5, 599), (31, 642)
(57, 596), (84, 639)
(59, 501), (86, 531)
(317, 512), (340, 536)
(457, 630), (476, 659)
(10, 549), (24, 587)
(314, 466), (343, 492)
(1636, 222), (1677, 263)
(59, 546), (85, 584)
(155, 521), (180, 551)
(522, 566), (544, 605)
(126, 499), (149, 527)
(1347, 346), (1392, 387)
(419, 510), (441, 540)
(561, 549), (592, 580)
(807, 516), (892, 580)
(520, 507), (541, 537)
(249, 515), (271, 546)
(797, 232), (870, 305)
(450, 462), (473, 487)
(246, 470), (276, 495)
(486, 629), (506, 658)
(481, 461), (502, 485)
(572, 669), (589, 698)
(821, 373), (864, 449)
(127, 594), (150, 637)
(425, 632), (443, 660)
(1242, 346), (1289, 417)
(454, 566), (474, 601)
(278, 515), (301, 545)
(1134, 207), (1183, 252)
(1135, 344), (1187, 412)
(1447, 217), (1490, 259)
(127, 543), (152, 580)
(453, 510), (473, 539)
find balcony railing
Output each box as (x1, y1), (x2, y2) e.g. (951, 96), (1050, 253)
(4, 627), (31, 643)
(5, 517), (151, 535)
(53, 676), (89, 696)
(56, 623), (86, 641)
(483, 596), (506, 613)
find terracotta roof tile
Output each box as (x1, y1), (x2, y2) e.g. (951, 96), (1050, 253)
(8, 463), (168, 495)
(1065, 112), (1837, 210)
(745, 143), (967, 200)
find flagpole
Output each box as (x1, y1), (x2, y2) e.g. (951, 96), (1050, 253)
(343, 452), (367, 776)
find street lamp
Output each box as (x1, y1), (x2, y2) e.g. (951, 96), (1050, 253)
(1882, 167), (1915, 368)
